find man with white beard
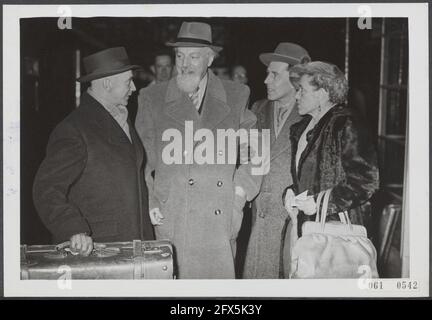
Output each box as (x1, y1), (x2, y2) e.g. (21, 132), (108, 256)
(135, 21), (261, 279)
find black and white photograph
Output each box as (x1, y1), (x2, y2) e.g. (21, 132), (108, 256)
(2, 3), (429, 297)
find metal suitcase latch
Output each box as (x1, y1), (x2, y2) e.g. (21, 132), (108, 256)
(133, 239), (143, 257)
(132, 240), (165, 255)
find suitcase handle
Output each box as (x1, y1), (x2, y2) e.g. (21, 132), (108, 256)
(55, 241), (120, 257)
(53, 240), (169, 258)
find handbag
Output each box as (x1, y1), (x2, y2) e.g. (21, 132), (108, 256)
(289, 189), (379, 279)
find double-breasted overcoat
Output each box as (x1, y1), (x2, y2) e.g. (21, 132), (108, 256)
(136, 71), (261, 279)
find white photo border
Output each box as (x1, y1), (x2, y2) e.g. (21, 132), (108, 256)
(3, 3), (429, 297)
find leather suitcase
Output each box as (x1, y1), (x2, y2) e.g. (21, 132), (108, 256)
(21, 239), (174, 279)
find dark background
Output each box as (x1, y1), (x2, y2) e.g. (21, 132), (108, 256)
(20, 17), (405, 277)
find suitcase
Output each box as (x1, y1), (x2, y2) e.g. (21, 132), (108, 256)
(21, 239), (174, 279)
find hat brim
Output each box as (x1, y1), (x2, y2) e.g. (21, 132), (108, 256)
(77, 64), (141, 83)
(259, 53), (301, 67)
(166, 41), (223, 52)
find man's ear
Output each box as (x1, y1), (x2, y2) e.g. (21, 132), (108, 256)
(207, 52), (215, 67)
(150, 65), (155, 75)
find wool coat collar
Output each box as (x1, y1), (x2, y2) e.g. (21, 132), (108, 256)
(80, 92), (142, 163)
(290, 104), (347, 179)
(256, 99), (301, 161)
(163, 69), (230, 131)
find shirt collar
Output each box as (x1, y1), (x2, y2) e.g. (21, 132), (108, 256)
(198, 73), (208, 94)
(189, 73), (208, 97)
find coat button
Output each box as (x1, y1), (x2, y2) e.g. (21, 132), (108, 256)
(215, 209), (222, 215)
(218, 150), (223, 156)
(188, 178), (194, 186)
(217, 181), (223, 187)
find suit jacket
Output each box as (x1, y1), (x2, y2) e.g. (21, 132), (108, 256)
(243, 99), (301, 279)
(33, 92), (154, 243)
(135, 70), (261, 279)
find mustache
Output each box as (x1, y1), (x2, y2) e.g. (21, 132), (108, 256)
(178, 69), (196, 76)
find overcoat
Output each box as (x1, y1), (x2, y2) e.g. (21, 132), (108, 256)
(33, 92), (154, 244)
(279, 105), (380, 277)
(243, 99), (301, 279)
(135, 70), (261, 279)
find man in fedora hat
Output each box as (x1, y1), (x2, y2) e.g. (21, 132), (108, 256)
(34, 47), (154, 255)
(135, 21), (262, 279)
(243, 42), (311, 278)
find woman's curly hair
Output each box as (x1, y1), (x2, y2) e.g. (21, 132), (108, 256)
(290, 61), (348, 104)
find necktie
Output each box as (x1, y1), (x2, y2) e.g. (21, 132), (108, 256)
(189, 89), (200, 112)
(276, 106), (288, 136)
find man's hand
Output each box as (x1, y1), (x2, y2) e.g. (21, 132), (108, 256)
(296, 196), (317, 216)
(70, 233), (93, 256)
(149, 208), (164, 226)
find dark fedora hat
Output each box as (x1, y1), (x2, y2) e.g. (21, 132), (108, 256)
(77, 47), (141, 82)
(259, 42), (310, 67)
(166, 21), (223, 52)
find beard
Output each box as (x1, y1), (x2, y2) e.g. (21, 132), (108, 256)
(176, 70), (201, 94)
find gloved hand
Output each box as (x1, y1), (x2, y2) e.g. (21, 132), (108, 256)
(284, 188), (299, 220)
(296, 196), (317, 216)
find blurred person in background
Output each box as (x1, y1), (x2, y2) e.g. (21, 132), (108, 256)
(149, 49), (174, 85)
(231, 64), (248, 85)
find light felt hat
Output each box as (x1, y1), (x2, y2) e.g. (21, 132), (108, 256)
(259, 42), (310, 66)
(166, 21), (223, 52)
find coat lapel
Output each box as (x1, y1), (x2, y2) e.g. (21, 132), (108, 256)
(289, 115), (312, 185)
(82, 93), (135, 157)
(198, 70), (230, 131)
(129, 118), (142, 167)
(164, 78), (200, 126)
(296, 107), (337, 177)
(256, 100), (276, 146)
(164, 70), (231, 134)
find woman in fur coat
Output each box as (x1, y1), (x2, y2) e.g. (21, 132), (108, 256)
(282, 61), (380, 276)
